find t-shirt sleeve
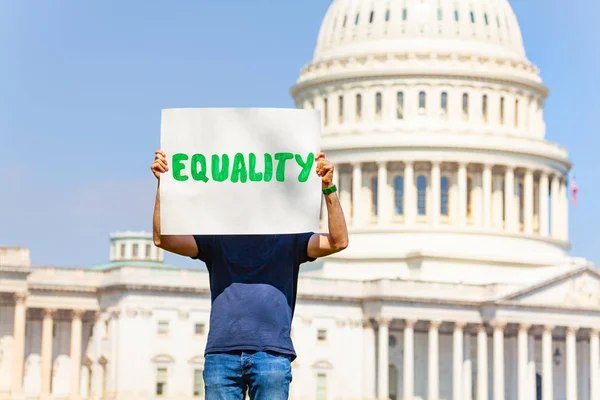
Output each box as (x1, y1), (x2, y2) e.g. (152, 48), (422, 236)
(295, 232), (317, 264)
(190, 235), (214, 263)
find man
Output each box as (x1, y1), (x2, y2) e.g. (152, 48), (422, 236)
(151, 149), (348, 400)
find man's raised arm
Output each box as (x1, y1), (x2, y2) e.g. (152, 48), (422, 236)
(151, 150), (199, 258)
(307, 153), (349, 259)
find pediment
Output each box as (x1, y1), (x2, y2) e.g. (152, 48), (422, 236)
(312, 359), (334, 369)
(188, 355), (204, 365)
(151, 354), (175, 363)
(502, 266), (600, 308)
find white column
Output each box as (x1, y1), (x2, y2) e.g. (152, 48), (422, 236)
(431, 162), (441, 226)
(363, 318), (376, 400)
(11, 292), (27, 396)
(340, 170), (352, 218)
(403, 319), (416, 400)
(477, 325), (488, 400)
(590, 329), (599, 400)
(428, 321), (441, 400)
(542, 326), (554, 400)
(539, 172), (549, 236)
(561, 177), (569, 241)
(517, 323), (529, 400)
(551, 175), (560, 238)
(492, 321), (505, 400)
(458, 163), (468, 227)
(528, 332), (536, 400)
(70, 310), (84, 400)
(453, 322), (465, 400)
(352, 162), (363, 226)
(404, 162), (416, 225)
(378, 317), (391, 400)
(463, 330), (473, 400)
(482, 164), (492, 229)
(524, 169), (534, 234)
(566, 327), (578, 400)
(41, 308), (56, 399)
(505, 167), (515, 232)
(378, 162), (389, 226)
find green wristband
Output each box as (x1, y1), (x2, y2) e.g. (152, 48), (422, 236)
(322, 185), (337, 195)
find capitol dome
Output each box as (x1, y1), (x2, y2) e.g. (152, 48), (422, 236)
(313, 0), (527, 63)
(291, 0), (572, 284)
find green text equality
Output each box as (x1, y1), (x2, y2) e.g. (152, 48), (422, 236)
(171, 152), (315, 183)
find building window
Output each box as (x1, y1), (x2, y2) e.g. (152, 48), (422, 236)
(158, 321), (169, 335)
(470, 11), (475, 23)
(355, 13), (360, 25)
(132, 244), (139, 258)
(484, 13), (489, 25)
(389, 364), (399, 400)
(441, 92), (448, 116)
(437, 8), (443, 21)
(389, 335), (397, 347)
(156, 368), (167, 397)
(317, 329), (327, 342)
(120, 244), (126, 258)
(369, 11), (374, 23)
(417, 175), (427, 216)
(145, 244), (152, 258)
(338, 95), (344, 124)
(394, 176), (404, 216)
(467, 177), (473, 220)
(419, 91), (426, 114)
(396, 92), (404, 119)
(194, 323), (205, 336)
(385, 9), (390, 22)
(356, 94), (362, 121)
(497, 16), (501, 28)
(193, 369), (204, 398)
(342, 15), (347, 28)
(500, 97), (505, 125)
(518, 181), (525, 227)
(402, 8), (408, 20)
(482, 95), (488, 123)
(323, 98), (328, 126)
(441, 176), (450, 217)
(455, 10), (459, 21)
(316, 373), (327, 400)
(515, 99), (519, 127)
(462, 93), (469, 120)
(371, 176), (378, 217)
(375, 92), (382, 119)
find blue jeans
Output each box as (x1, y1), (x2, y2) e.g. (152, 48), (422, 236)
(203, 351), (292, 400)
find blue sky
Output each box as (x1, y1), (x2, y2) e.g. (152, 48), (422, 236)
(1, 0), (598, 268)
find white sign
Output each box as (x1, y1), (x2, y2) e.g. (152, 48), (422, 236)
(159, 108), (322, 235)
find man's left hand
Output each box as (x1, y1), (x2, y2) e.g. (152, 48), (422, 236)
(315, 153), (334, 188)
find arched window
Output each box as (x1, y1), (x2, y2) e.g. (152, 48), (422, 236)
(419, 91), (426, 114)
(500, 97), (505, 125)
(394, 176), (404, 216)
(467, 177), (474, 220)
(397, 92), (404, 119)
(338, 95), (344, 124)
(356, 94), (362, 121)
(371, 176), (378, 216)
(518, 180), (525, 228)
(342, 15), (347, 28)
(441, 92), (448, 116)
(437, 8), (443, 21)
(441, 176), (450, 217)
(355, 13), (360, 25)
(462, 93), (469, 120)
(402, 8), (408, 20)
(482, 95), (488, 123)
(484, 13), (489, 25)
(385, 9), (390, 22)
(515, 99), (520, 127)
(470, 11), (475, 23)
(389, 364), (399, 400)
(455, 10), (459, 21)
(375, 92), (382, 119)
(369, 11), (375, 24)
(323, 98), (328, 126)
(417, 175), (427, 216)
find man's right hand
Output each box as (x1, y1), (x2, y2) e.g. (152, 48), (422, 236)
(151, 150), (169, 179)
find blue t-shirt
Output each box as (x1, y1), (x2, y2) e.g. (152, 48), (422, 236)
(191, 233), (315, 360)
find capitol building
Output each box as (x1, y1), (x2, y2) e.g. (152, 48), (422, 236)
(1, 0), (598, 399)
